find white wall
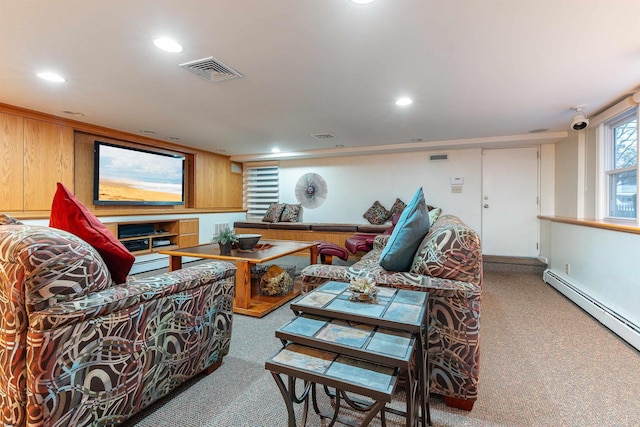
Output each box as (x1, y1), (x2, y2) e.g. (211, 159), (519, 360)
(554, 131), (580, 217)
(278, 149), (483, 232)
(543, 220), (640, 328)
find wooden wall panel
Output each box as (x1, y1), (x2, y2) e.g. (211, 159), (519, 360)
(0, 113), (24, 211)
(195, 153), (243, 209)
(226, 162), (243, 208)
(23, 119), (74, 210)
(195, 151), (216, 208)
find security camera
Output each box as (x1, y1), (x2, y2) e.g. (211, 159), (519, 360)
(570, 107), (589, 131)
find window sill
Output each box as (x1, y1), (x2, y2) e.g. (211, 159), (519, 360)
(538, 215), (640, 235)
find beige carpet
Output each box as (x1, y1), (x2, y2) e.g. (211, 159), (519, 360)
(123, 263), (640, 426)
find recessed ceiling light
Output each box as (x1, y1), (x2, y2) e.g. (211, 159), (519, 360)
(153, 37), (183, 53)
(271, 148), (281, 153)
(37, 71), (65, 83)
(351, 0), (375, 4)
(395, 97), (413, 106)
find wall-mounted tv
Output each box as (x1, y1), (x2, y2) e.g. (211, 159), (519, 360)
(93, 141), (185, 206)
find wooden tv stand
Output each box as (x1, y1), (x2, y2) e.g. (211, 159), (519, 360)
(104, 218), (199, 255)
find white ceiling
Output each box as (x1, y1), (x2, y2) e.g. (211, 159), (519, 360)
(1, 0), (639, 161)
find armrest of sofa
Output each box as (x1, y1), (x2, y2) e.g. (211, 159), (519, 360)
(373, 234), (391, 250)
(29, 261), (236, 331)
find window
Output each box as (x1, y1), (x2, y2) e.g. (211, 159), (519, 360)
(605, 108), (638, 219)
(243, 162), (279, 220)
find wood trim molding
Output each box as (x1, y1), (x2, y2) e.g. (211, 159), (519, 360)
(538, 215), (640, 235)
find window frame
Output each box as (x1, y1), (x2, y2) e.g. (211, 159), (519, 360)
(602, 107), (638, 221)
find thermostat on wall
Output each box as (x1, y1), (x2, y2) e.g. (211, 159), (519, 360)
(450, 177), (464, 185)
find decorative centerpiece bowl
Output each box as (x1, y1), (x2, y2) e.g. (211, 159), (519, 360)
(236, 234), (262, 251)
(348, 275), (378, 303)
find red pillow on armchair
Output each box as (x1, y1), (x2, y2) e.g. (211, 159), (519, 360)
(49, 182), (134, 283)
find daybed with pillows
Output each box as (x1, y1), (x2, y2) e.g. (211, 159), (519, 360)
(234, 200), (409, 249)
(0, 183), (237, 426)
(301, 187), (483, 410)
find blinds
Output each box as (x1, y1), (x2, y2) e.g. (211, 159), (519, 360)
(243, 162), (279, 220)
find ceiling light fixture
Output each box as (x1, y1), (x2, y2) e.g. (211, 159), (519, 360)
(395, 97), (413, 106)
(271, 148), (281, 153)
(351, 0), (375, 4)
(153, 37), (183, 53)
(570, 106), (589, 131)
(37, 71), (65, 83)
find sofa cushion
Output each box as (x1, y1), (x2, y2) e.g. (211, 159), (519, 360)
(0, 224), (114, 312)
(280, 203), (301, 222)
(0, 213), (23, 225)
(378, 187), (431, 272)
(262, 203), (285, 222)
(429, 207), (442, 224)
(363, 201), (391, 225)
(49, 182), (135, 284)
(269, 222), (312, 230)
(389, 198), (406, 216)
(410, 214), (482, 285)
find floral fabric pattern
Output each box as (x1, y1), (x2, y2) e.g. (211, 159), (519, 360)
(301, 213), (482, 404)
(0, 224), (236, 427)
(262, 203), (285, 222)
(389, 198), (406, 216)
(279, 203), (301, 222)
(363, 201), (391, 225)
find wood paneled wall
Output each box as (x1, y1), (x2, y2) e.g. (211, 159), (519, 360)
(0, 103), (243, 218)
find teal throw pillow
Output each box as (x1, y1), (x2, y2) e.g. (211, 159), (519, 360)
(378, 187), (431, 272)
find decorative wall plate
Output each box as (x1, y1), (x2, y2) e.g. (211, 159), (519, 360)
(295, 173), (328, 209)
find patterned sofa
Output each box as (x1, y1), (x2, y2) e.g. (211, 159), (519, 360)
(301, 214), (482, 410)
(0, 222), (237, 426)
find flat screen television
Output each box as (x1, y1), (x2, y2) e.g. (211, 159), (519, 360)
(93, 141), (185, 206)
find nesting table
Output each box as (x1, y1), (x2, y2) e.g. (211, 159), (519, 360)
(266, 281), (431, 426)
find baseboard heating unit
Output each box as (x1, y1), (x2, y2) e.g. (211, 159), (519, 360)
(543, 269), (640, 351)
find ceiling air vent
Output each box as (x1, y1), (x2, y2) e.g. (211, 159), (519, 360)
(179, 56), (243, 82)
(429, 153), (449, 161)
(311, 133), (336, 140)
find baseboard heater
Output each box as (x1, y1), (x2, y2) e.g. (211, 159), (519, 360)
(543, 269), (640, 351)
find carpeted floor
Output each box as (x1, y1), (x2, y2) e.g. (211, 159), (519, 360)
(123, 259), (640, 427)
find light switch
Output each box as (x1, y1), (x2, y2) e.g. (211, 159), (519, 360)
(451, 185), (463, 193)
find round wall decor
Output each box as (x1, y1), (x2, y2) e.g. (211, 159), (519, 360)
(295, 173), (328, 209)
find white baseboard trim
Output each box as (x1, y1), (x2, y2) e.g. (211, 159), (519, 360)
(543, 269), (640, 351)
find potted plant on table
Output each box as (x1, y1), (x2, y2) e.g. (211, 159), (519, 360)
(212, 227), (239, 255)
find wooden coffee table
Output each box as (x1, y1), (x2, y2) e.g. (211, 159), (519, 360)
(160, 239), (318, 318)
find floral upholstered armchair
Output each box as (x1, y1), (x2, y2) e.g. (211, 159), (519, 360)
(0, 215), (236, 426)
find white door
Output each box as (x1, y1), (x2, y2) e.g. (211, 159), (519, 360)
(482, 147), (539, 257)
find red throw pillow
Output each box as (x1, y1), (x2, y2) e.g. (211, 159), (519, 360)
(49, 183), (134, 283)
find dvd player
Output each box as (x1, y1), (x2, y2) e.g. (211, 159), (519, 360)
(123, 239), (149, 252)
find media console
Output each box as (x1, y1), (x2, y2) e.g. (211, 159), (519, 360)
(104, 218), (199, 255)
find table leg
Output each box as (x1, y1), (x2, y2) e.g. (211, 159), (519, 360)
(168, 255), (182, 272)
(234, 260), (252, 310)
(309, 243), (318, 265)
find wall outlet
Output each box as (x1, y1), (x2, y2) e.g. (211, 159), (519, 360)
(565, 263), (570, 275)
(451, 185), (463, 193)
